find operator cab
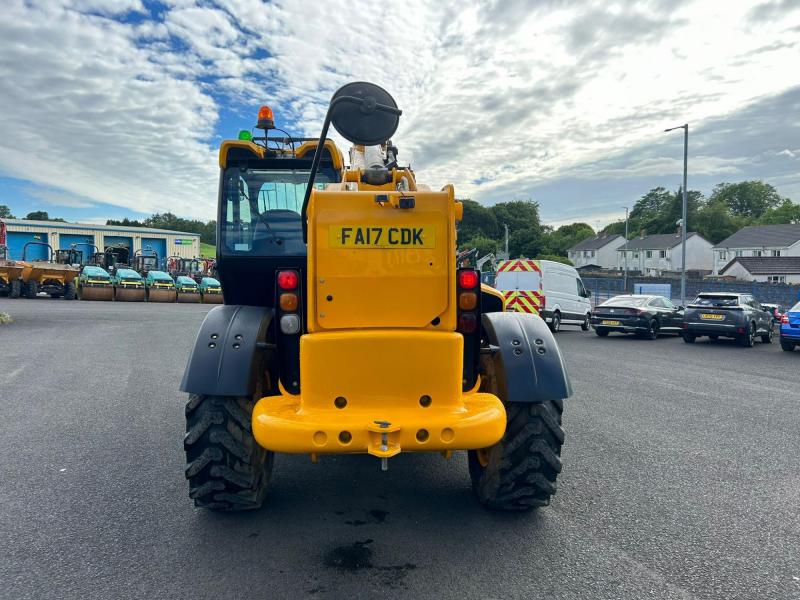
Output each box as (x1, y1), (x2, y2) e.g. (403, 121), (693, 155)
(217, 110), (344, 306)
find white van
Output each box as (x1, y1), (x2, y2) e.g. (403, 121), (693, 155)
(494, 259), (592, 332)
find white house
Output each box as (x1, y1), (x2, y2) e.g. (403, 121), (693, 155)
(567, 234), (625, 269)
(718, 256), (800, 284)
(616, 232), (713, 276)
(712, 224), (800, 275)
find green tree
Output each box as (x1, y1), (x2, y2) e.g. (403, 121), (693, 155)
(536, 254), (573, 265)
(692, 200), (745, 244)
(490, 200), (541, 234)
(0, 205), (14, 219)
(24, 210), (65, 222)
(459, 234), (499, 257)
(508, 227), (544, 258)
(458, 199), (499, 240)
(543, 222), (595, 256)
(710, 181), (784, 219)
(758, 199), (800, 225)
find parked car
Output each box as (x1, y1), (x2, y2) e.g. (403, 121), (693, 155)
(591, 294), (684, 339)
(779, 301), (800, 352)
(761, 302), (785, 324)
(682, 292), (773, 347)
(494, 258), (592, 332)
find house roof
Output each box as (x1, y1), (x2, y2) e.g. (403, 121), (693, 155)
(720, 256), (800, 275)
(713, 224), (800, 249)
(568, 234), (622, 252)
(616, 232), (702, 251)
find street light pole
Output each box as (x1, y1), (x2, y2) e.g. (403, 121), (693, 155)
(623, 207), (629, 292)
(665, 123), (689, 306)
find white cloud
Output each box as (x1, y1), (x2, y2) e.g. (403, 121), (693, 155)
(0, 0), (799, 224)
(26, 187), (96, 209)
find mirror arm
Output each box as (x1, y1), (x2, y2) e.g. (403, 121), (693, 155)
(301, 92), (403, 242)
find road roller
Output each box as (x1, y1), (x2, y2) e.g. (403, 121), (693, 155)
(198, 276), (223, 303)
(175, 275), (201, 303)
(145, 270), (177, 302)
(112, 268), (146, 301)
(77, 265), (114, 301)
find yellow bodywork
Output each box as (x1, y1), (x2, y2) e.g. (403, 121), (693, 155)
(20, 261), (78, 285)
(0, 261), (24, 285)
(252, 157), (506, 457)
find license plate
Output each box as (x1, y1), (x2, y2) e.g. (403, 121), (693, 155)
(329, 225), (436, 248)
(700, 313), (724, 320)
(602, 320), (620, 326)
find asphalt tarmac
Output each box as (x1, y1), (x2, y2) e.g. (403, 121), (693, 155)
(0, 299), (797, 599)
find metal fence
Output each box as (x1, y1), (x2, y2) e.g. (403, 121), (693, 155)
(581, 276), (800, 308)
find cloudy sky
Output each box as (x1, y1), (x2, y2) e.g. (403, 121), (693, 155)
(0, 0), (798, 229)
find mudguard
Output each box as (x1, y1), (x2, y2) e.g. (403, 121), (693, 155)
(481, 312), (572, 403)
(180, 305), (274, 397)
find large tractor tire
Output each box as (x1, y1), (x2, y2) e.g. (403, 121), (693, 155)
(184, 394), (273, 511)
(469, 401), (564, 510)
(64, 282), (77, 300)
(10, 280), (22, 299)
(24, 280), (38, 299)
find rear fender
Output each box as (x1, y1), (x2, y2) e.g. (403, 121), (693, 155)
(481, 312), (572, 403)
(180, 305), (274, 396)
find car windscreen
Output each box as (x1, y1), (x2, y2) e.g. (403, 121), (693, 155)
(692, 295), (739, 307)
(220, 166), (335, 257)
(791, 302), (800, 312)
(601, 296), (649, 307)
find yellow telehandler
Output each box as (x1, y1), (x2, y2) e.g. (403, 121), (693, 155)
(181, 82), (571, 511)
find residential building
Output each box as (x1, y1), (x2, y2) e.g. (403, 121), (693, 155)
(712, 223), (800, 274)
(616, 232), (713, 276)
(718, 256), (800, 284)
(567, 234), (625, 269)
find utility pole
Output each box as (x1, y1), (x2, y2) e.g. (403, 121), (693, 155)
(665, 123), (689, 306)
(503, 223), (509, 258)
(623, 207), (629, 292)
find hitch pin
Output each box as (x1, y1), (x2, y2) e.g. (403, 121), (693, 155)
(374, 420), (391, 472)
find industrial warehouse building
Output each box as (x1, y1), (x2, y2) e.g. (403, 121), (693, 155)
(3, 219), (201, 268)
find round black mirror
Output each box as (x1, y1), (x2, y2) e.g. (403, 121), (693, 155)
(330, 81), (400, 146)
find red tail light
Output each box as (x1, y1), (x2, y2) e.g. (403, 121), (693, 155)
(781, 314), (789, 324)
(277, 270), (298, 290)
(458, 269), (479, 289)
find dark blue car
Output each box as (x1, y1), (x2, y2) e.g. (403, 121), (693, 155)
(780, 301), (800, 352)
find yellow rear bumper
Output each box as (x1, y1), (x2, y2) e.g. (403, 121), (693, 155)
(252, 330), (505, 456)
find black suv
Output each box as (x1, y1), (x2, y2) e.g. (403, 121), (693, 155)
(682, 292), (774, 347)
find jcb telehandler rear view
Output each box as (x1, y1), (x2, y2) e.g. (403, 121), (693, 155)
(181, 82), (572, 511)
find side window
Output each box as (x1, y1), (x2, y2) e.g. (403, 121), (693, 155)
(650, 297), (665, 308)
(576, 278), (584, 297)
(662, 298), (676, 310)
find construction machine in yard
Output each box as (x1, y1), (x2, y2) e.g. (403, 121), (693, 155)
(133, 248), (160, 275)
(0, 219), (23, 298)
(111, 268), (145, 302)
(181, 83), (572, 512)
(175, 275), (202, 303)
(20, 242), (79, 299)
(198, 276), (223, 303)
(77, 265), (114, 301)
(145, 270), (177, 302)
